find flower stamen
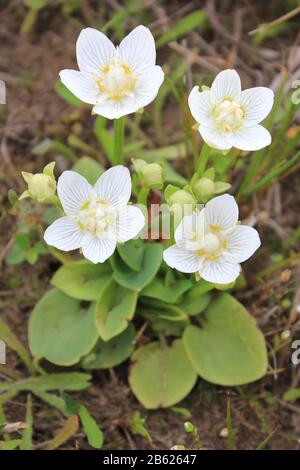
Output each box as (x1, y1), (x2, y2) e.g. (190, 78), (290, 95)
(96, 59), (137, 102)
(76, 197), (117, 236)
(212, 99), (244, 133)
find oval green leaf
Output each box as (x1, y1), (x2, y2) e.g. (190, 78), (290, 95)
(179, 282), (213, 316)
(95, 280), (137, 341)
(129, 339), (197, 409)
(111, 243), (163, 291)
(117, 239), (144, 272)
(51, 261), (111, 301)
(29, 289), (98, 366)
(82, 325), (135, 369)
(141, 271), (192, 304)
(183, 293), (268, 386)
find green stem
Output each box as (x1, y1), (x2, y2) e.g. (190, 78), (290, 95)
(113, 117), (125, 165)
(196, 143), (210, 175)
(137, 187), (149, 206)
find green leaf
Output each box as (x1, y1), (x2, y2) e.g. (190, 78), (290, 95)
(33, 391), (68, 416)
(25, 247), (39, 265)
(78, 405), (103, 449)
(24, 0), (47, 9)
(51, 261), (111, 301)
(71, 157), (105, 185)
(170, 406), (192, 418)
(140, 299), (188, 322)
(0, 439), (22, 450)
(111, 243), (163, 291)
(183, 293), (268, 386)
(136, 143), (186, 161)
(117, 239), (144, 271)
(157, 10), (207, 47)
(141, 271), (192, 304)
(179, 282), (212, 316)
(0, 372), (91, 393)
(130, 411), (152, 443)
(163, 161), (188, 186)
(82, 324), (135, 369)
(5, 244), (25, 265)
(20, 394), (33, 450)
(283, 388), (300, 401)
(150, 318), (188, 337)
(15, 233), (31, 249)
(95, 280), (137, 341)
(54, 80), (82, 106)
(129, 339), (197, 409)
(29, 289), (98, 365)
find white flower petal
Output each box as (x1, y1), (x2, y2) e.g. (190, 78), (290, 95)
(92, 96), (137, 119)
(116, 206), (145, 242)
(119, 25), (156, 72)
(241, 87), (274, 126)
(134, 66), (164, 106)
(175, 210), (205, 250)
(205, 194), (238, 232)
(210, 69), (241, 104)
(81, 234), (116, 263)
(230, 125), (271, 151)
(76, 27), (116, 74)
(57, 171), (95, 215)
(59, 70), (99, 105)
(44, 216), (83, 251)
(201, 257), (240, 284)
(95, 165), (131, 207)
(227, 225), (261, 263)
(199, 126), (232, 151)
(188, 87), (213, 125)
(163, 245), (200, 273)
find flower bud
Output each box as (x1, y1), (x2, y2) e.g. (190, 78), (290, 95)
(20, 162), (56, 202)
(184, 422), (195, 433)
(214, 181), (231, 194)
(168, 189), (195, 206)
(165, 185), (196, 224)
(193, 177), (215, 198)
(132, 159), (164, 188)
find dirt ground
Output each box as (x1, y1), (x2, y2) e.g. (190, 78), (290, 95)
(0, 0), (300, 450)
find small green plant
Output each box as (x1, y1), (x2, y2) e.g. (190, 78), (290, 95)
(8, 24), (273, 412)
(5, 17), (300, 431)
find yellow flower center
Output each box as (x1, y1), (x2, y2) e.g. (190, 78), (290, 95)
(77, 198), (117, 237)
(196, 229), (228, 260)
(97, 60), (136, 101)
(213, 99), (244, 133)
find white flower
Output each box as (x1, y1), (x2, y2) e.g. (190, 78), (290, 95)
(188, 69), (274, 151)
(59, 25), (164, 119)
(163, 194), (261, 284)
(44, 166), (145, 263)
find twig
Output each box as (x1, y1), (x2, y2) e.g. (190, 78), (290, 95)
(249, 6), (300, 36)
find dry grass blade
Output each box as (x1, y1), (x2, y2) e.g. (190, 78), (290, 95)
(45, 415), (79, 450)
